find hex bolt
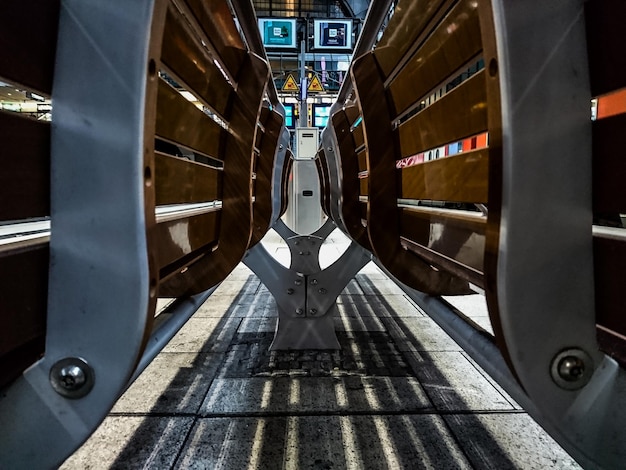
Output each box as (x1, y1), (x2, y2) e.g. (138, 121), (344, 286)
(550, 348), (593, 390)
(318, 288), (327, 294)
(287, 288), (294, 295)
(309, 308), (318, 315)
(310, 279), (318, 285)
(294, 241), (300, 246)
(295, 308), (304, 315)
(50, 357), (95, 399)
(299, 251), (310, 256)
(294, 279), (303, 286)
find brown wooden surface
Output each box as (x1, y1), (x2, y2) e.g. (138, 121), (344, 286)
(400, 207), (486, 285)
(592, 114), (626, 214)
(0, 111), (50, 221)
(352, 51), (470, 295)
(162, 5), (233, 117)
(386, 0), (481, 116)
(332, 107), (370, 249)
(279, 151), (293, 218)
(315, 149), (332, 217)
(250, 107), (283, 247)
(159, 52), (269, 296)
(375, 0), (453, 79)
(585, 0), (626, 97)
(475, 2), (507, 372)
(184, 0), (246, 77)
(156, 211), (220, 278)
(0, 0), (60, 95)
(0, 246), (48, 389)
(156, 79), (224, 159)
(155, 152), (221, 205)
(398, 70), (488, 157)
(400, 149), (489, 203)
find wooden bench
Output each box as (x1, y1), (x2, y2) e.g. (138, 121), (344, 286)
(0, 0), (283, 466)
(323, 0), (626, 468)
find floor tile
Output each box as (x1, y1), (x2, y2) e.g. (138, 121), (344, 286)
(444, 413), (582, 469)
(61, 417), (194, 470)
(112, 353), (222, 414)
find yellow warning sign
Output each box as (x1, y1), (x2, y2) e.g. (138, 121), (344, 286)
(282, 74), (299, 92)
(308, 75), (324, 92)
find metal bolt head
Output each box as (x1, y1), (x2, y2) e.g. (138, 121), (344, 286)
(558, 357), (585, 381)
(318, 288), (327, 294)
(294, 279), (303, 286)
(310, 279), (318, 285)
(50, 357), (94, 399)
(309, 308), (318, 315)
(550, 348), (593, 390)
(287, 288), (294, 295)
(295, 308), (304, 315)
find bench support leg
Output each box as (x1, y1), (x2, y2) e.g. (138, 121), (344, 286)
(245, 219), (371, 349)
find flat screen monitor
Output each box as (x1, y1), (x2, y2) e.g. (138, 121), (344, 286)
(283, 103), (295, 129)
(312, 104), (331, 128)
(312, 19), (352, 50)
(258, 18), (297, 50)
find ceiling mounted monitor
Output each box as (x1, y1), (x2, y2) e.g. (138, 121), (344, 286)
(312, 19), (353, 51)
(258, 18), (297, 50)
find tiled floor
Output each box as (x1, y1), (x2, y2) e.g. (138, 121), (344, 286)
(61, 229), (581, 469)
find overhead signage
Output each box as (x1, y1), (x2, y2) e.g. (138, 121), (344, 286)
(312, 19), (353, 50)
(258, 18), (297, 49)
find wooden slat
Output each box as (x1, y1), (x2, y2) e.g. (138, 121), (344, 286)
(352, 51), (471, 295)
(375, 0), (452, 79)
(156, 79), (224, 159)
(279, 151), (293, 218)
(156, 211), (220, 278)
(0, 0), (60, 94)
(161, 5), (234, 117)
(332, 107), (370, 249)
(158, 53), (269, 296)
(400, 149), (489, 203)
(398, 70), (487, 157)
(400, 207), (485, 285)
(0, 246), (48, 389)
(592, 114), (626, 214)
(357, 148), (367, 173)
(0, 111), (50, 221)
(184, 0), (246, 77)
(386, 0), (481, 116)
(315, 149), (332, 217)
(155, 152), (221, 205)
(359, 177), (368, 196)
(585, 0), (626, 97)
(250, 107), (283, 246)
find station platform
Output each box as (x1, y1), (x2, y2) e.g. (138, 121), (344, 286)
(61, 229), (581, 469)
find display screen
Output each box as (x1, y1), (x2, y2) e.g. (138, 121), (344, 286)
(312, 19), (352, 50)
(312, 104), (331, 128)
(258, 18), (297, 49)
(284, 103), (295, 129)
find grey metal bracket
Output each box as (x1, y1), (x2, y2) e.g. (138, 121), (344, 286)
(244, 219), (371, 349)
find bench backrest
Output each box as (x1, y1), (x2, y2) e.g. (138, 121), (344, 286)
(0, 4), (281, 464)
(337, 0), (496, 295)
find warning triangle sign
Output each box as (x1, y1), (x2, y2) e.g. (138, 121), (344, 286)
(308, 75), (324, 92)
(282, 74), (299, 92)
